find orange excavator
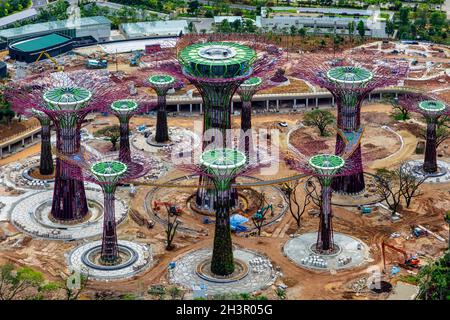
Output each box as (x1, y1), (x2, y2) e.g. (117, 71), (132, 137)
(152, 201), (182, 216)
(381, 241), (420, 272)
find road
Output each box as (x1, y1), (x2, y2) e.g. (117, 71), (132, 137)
(197, 0), (256, 11)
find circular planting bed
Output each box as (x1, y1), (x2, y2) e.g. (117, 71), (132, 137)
(67, 240), (152, 280)
(305, 173), (385, 207)
(403, 159), (450, 183)
(10, 190), (127, 240)
(196, 258), (249, 283)
(284, 232), (370, 271)
(25, 166), (55, 182)
(169, 247), (275, 295)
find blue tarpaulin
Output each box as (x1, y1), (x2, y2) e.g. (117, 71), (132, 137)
(230, 214), (248, 232)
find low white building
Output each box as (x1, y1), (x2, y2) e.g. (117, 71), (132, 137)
(120, 20), (188, 39)
(258, 6), (392, 38)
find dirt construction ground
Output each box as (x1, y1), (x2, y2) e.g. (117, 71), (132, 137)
(0, 101), (449, 300)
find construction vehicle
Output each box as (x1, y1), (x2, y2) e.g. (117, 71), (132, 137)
(86, 59), (108, 69)
(411, 225), (428, 238)
(35, 50), (63, 71)
(360, 206), (372, 214)
(152, 200), (182, 216)
(130, 51), (142, 66)
(381, 241), (420, 272)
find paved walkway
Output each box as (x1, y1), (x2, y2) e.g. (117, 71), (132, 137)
(9, 190), (127, 240)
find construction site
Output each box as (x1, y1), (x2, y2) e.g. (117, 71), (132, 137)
(0, 31), (448, 301)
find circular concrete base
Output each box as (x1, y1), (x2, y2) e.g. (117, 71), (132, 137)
(195, 258), (249, 283)
(146, 136), (173, 147)
(169, 248), (276, 295)
(404, 160), (450, 183)
(67, 240), (152, 281)
(284, 232), (369, 271)
(10, 190), (127, 240)
(306, 173), (385, 207)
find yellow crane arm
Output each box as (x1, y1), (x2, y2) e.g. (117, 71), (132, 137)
(36, 50), (64, 71)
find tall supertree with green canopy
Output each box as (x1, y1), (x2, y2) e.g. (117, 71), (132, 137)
(236, 76), (262, 161)
(9, 102), (55, 175)
(147, 74), (176, 143)
(291, 53), (408, 194)
(176, 39), (281, 208)
(398, 93), (449, 175)
(110, 99), (140, 164)
(32, 109), (54, 175)
(61, 150), (151, 264)
(286, 153), (357, 253)
(6, 71), (121, 222)
(180, 148), (250, 275)
(145, 34), (283, 209)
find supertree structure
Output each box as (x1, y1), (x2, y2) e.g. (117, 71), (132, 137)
(9, 100), (54, 175)
(147, 74), (176, 143)
(290, 54), (408, 194)
(61, 151), (150, 264)
(109, 99), (146, 164)
(180, 148), (251, 276)
(285, 153), (357, 253)
(236, 76), (262, 161)
(398, 93), (450, 175)
(32, 109), (54, 175)
(6, 71), (121, 222)
(175, 36), (282, 208)
(138, 34), (283, 209)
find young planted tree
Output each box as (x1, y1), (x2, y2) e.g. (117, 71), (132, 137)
(303, 109), (336, 137)
(251, 193), (273, 236)
(165, 207), (180, 250)
(357, 20), (365, 39)
(95, 125), (121, 151)
(389, 98), (410, 121)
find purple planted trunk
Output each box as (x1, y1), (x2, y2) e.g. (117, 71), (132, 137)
(101, 191), (118, 263)
(317, 185), (334, 253)
(39, 123), (54, 175)
(52, 126), (88, 221)
(423, 122), (438, 173)
(240, 100), (253, 159)
(156, 95), (169, 143)
(119, 121), (131, 164)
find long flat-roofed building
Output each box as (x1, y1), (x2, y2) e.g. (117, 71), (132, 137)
(119, 20), (188, 39)
(0, 16), (111, 45)
(258, 6), (392, 38)
(9, 33), (73, 63)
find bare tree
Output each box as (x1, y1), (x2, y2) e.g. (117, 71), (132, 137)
(281, 179), (312, 229)
(375, 168), (404, 215)
(399, 162), (427, 208)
